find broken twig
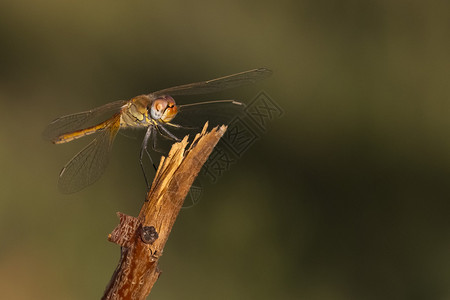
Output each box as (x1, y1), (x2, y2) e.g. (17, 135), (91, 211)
(102, 123), (227, 299)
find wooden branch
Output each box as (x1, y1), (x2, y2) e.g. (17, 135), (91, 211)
(102, 123), (227, 300)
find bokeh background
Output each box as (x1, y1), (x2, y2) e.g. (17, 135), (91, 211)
(1, 0), (449, 299)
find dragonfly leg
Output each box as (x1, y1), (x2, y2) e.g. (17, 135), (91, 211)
(157, 123), (181, 142)
(165, 122), (198, 130)
(140, 126), (155, 190)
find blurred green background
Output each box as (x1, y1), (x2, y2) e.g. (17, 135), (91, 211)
(1, 0), (449, 299)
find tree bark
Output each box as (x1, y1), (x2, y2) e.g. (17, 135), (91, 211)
(102, 123), (226, 300)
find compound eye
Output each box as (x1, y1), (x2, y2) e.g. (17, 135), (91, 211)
(150, 99), (168, 120)
(161, 104), (178, 122)
(154, 99), (168, 112)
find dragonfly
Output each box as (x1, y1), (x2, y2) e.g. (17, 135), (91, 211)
(43, 68), (272, 194)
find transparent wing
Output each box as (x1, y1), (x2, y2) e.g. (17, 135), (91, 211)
(57, 119), (120, 194)
(43, 100), (126, 143)
(176, 100), (245, 128)
(152, 68), (272, 97)
(151, 100), (245, 153)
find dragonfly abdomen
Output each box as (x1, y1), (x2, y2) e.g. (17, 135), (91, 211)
(53, 115), (119, 144)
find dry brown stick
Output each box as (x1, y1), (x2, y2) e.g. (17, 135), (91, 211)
(102, 123), (227, 300)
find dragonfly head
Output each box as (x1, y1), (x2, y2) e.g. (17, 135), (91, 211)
(150, 95), (178, 122)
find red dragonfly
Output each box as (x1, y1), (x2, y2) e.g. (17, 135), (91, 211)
(44, 68), (272, 193)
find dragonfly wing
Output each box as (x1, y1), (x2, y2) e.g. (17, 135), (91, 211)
(151, 100), (245, 154)
(175, 100), (245, 128)
(58, 118), (120, 194)
(152, 68), (272, 97)
(43, 100), (126, 143)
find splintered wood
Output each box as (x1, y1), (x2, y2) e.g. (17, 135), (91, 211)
(102, 123), (227, 300)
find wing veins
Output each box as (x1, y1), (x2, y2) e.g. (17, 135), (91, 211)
(152, 68), (272, 96)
